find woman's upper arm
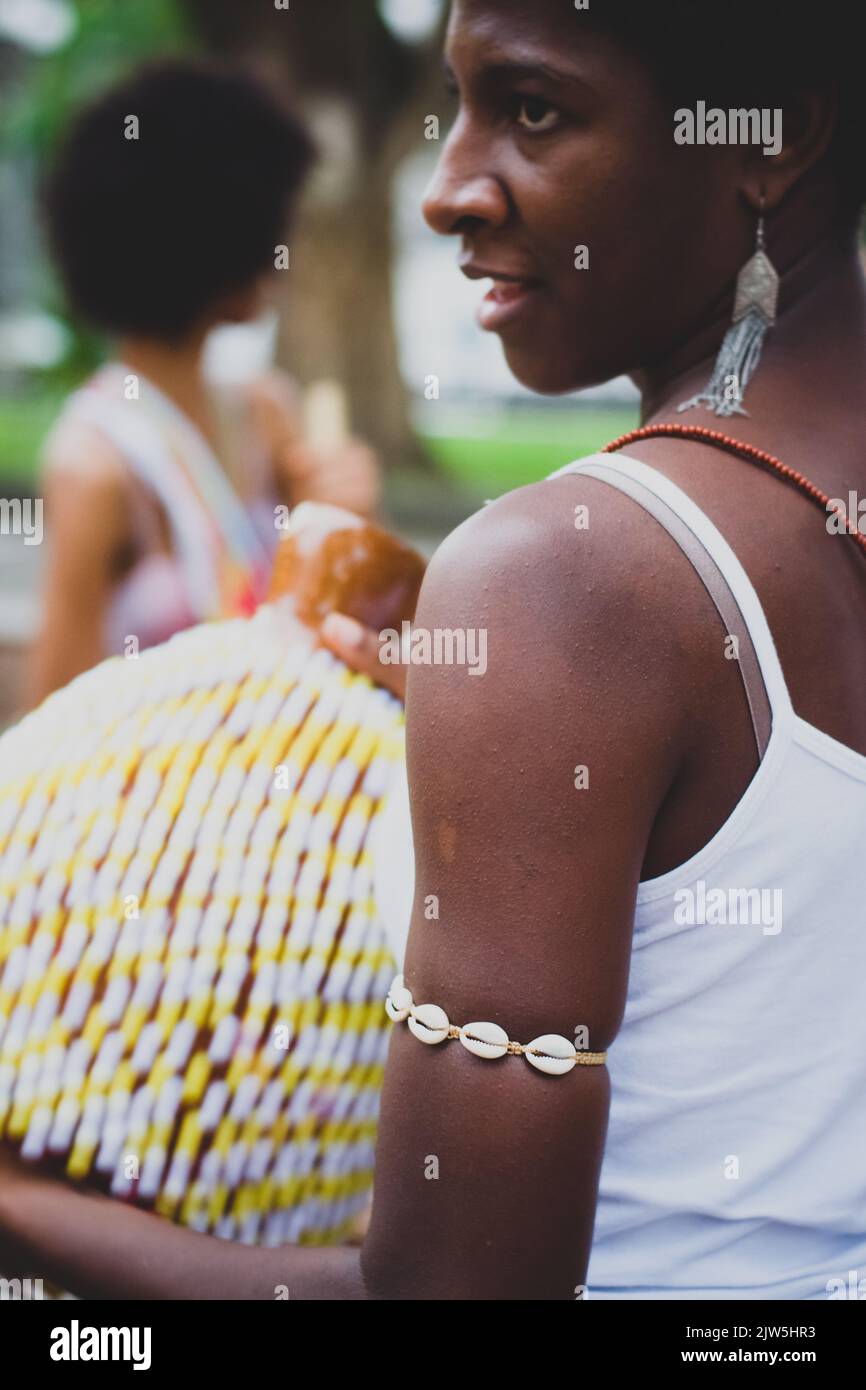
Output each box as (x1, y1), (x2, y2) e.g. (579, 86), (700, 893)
(27, 435), (130, 706)
(362, 478), (688, 1300)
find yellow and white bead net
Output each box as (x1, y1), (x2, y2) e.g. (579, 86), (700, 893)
(0, 602), (404, 1247)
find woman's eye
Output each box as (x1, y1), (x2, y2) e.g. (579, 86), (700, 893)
(515, 97), (560, 133)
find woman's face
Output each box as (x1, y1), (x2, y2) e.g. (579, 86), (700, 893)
(423, 0), (750, 394)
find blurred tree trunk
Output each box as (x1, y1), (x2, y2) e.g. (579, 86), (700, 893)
(181, 0), (447, 469)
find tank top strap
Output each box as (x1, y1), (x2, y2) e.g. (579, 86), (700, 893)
(64, 382), (222, 618)
(548, 451), (795, 729)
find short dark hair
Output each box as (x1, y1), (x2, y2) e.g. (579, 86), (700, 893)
(589, 1), (862, 216)
(44, 59), (316, 341)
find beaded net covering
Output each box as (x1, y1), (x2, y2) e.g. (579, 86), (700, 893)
(0, 602), (404, 1246)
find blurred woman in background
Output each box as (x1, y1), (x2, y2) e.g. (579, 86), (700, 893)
(28, 60), (379, 706)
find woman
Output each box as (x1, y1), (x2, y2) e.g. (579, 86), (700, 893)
(2, 0), (865, 1299)
(28, 60), (379, 707)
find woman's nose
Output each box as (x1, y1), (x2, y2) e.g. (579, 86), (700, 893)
(422, 128), (509, 236)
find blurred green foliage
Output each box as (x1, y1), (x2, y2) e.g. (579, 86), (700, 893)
(0, 391), (66, 487)
(2, 0), (190, 155)
(0, 0), (191, 396)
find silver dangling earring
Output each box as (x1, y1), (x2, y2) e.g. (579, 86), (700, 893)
(678, 196), (779, 418)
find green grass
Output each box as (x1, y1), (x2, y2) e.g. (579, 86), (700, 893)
(0, 392), (639, 500)
(0, 392), (65, 488)
(422, 405), (639, 495)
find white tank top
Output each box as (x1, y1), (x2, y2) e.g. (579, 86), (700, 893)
(374, 452), (866, 1300)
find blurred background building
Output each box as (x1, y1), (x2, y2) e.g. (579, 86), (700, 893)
(0, 0), (638, 724)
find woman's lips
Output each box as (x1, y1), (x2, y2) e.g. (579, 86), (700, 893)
(477, 276), (543, 333)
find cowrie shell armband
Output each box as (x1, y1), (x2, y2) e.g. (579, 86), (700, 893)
(385, 974), (607, 1074)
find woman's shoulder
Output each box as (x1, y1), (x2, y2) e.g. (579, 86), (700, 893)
(432, 460), (687, 614)
(417, 457), (722, 736)
(41, 407), (129, 489)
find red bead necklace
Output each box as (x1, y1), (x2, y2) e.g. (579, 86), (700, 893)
(603, 422), (866, 561)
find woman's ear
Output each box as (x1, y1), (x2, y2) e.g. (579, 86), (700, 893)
(741, 85), (839, 212)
